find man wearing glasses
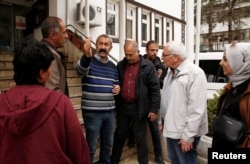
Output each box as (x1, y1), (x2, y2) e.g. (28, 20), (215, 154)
(160, 41), (208, 164)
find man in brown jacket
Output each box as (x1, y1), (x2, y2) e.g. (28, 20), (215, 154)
(41, 16), (69, 96)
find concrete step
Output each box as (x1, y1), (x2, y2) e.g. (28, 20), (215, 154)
(0, 61), (13, 69)
(69, 88), (81, 96)
(0, 53), (14, 61)
(67, 76), (81, 85)
(69, 96), (81, 106)
(67, 68), (79, 77)
(0, 69), (14, 78)
(119, 152), (171, 164)
(66, 61), (75, 69)
(75, 107), (82, 120)
(73, 104), (81, 110)
(93, 142), (137, 163)
(69, 92), (81, 97)
(0, 78), (15, 91)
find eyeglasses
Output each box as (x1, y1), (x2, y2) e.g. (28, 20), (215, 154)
(162, 53), (175, 57)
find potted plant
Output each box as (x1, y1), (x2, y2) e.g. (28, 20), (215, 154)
(207, 89), (224, 137)
(197, 89), (224, 164)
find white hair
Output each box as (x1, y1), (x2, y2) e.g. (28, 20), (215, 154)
(165, 41), (187, 60)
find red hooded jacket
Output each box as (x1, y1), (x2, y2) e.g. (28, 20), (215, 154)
(0, 85), (90, 164)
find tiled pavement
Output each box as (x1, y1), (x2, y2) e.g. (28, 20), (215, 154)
(119, 153), (171, 164)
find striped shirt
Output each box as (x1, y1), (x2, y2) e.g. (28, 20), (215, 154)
(76, 54), (119, 112)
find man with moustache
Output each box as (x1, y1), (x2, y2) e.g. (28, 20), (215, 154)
(76, 35), (120, 164)
(111, 40), (160, 164)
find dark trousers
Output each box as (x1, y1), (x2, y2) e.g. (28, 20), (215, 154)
(128, 119), (162, 156)
(148, 119), (162, 156)
(111, 103), (148, 164)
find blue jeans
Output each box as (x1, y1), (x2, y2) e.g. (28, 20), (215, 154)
(167, 137), (200, 164)
(83, 111), (115, 164)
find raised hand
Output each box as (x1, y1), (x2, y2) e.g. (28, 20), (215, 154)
(83, 37), (92, 57)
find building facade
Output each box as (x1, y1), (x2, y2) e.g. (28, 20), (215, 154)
(196, 0), (250, 52)
(0, 0), (189, 61)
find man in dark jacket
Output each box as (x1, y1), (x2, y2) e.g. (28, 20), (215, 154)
(143, 40), (166, 164)
(143, 40), (167, 89)
(111, 40), (161, 164)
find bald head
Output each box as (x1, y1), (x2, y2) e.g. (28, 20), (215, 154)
(124, 40), (139, 50)
(123, 40), (140, 63)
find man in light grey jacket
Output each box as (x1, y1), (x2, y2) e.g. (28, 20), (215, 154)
(160, 41), (208, 164)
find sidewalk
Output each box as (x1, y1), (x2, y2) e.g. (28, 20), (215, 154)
(119, 153), (170, 164)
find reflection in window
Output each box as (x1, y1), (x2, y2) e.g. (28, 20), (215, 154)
(0, 4), (12, 52)
(155, 17), (162, 45)
(166, 30), (170, 42)
(142, 23), (147, 41)
(199, 60), (228, 83)
(107, 13), (115, 35)
(155, 27), (159, 43)
(107, 2), (115, 10)
(126, 19), (132, 39)
(126, 8), (135, 40)
(126, 9), (135, 39)
(166, 21), (171, 43)
(107, 2), (118, 37)
(142, 13), (149, 42)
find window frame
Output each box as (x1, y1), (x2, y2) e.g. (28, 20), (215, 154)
(106, 1), (119, 38)
(126, 5), (136, 40)
(154, 15), (162, 45)
(141, 11), (150, 44)
(165, 20), (172, 43)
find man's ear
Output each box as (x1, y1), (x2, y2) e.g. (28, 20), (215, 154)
(49, 30), (57, 39)
(37, 69), (47, 84)
(39, 69), (46, 78)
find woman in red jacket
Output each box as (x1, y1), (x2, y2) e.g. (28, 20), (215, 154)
(0, 39), (90, 164)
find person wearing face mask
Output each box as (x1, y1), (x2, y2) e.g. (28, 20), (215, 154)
(212, 42), (250, 149)
(76, 34), (120, 164)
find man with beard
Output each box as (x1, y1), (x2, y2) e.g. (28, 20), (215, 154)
(76, 35), (120, 164)
(143, 40), (166, 163)
(144, 40), (167, 89)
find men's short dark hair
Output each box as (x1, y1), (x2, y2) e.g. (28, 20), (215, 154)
(13, 39), (54, 85)
(146, 40), (158, 50)
(41, 17), (62, 38)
